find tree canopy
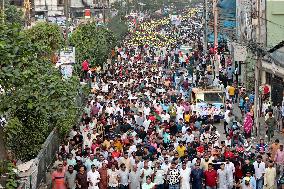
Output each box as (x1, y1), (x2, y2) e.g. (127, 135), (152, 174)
(70, 22), (116, 70)
(0, 18), (84, 161)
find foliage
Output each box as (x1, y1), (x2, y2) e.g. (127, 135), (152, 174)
(4, 5), (24, 26)
(24, 22), (64, 57)
(0, 2), (24, 26)
(108, 15), (128, 41)
(4, 116), (49, 162)
(0, 19), (85, 161)
(69, 22), (116, 69)
(5, 162), (18, 189)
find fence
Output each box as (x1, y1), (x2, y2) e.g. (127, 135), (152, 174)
(17, 91), (87, 189)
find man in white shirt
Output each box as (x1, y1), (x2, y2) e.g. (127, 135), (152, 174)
(161, 157), (171, 173)
(143, 104), (151, 118)
(107, 164), (119, 188)
(85, 154), (100, 172)
(253, 155), (265, 189)
(153, 162), (166, 188)
(183, 129), (195, 144)
(118, 164), (129, 189)
(105, 103), (115, 115)
(140, 161), (154, 184)
(143, 116), (151, 132)
(224, 158), (235, 189)
(160, 110), (171, 123)
(87, 165), (100, 189)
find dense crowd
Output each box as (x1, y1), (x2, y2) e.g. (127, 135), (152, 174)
(52, 8), (284, 189)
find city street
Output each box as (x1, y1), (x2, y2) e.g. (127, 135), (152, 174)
(1, 0), (284, 189)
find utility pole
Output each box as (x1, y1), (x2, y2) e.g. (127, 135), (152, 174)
(64, 0), (69, 46)
(213, 0), (219, 78)
(254, 0), (262, 137)
(203, 0), (208, 55)
(24, 0), (32, 27)
(103, 2), (106, 24)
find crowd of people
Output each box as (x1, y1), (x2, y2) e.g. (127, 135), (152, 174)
(51, 7), (284, 189)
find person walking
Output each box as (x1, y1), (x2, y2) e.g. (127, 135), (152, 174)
(108, 164), (119, 189)
(153, 161), (166, 189)
(87, 165), (100, 189)
(274, 144), (284, 176)
(98, 161), (108, 189)
(82, 59), (89, 81)
(265, 111), (277, 142)
(264, 161), (276, 189)
(129, 165), (141, 189)
(217, 163), (229, 189)
(204, 163), (218, 189)
(180, 162), (191, 189)
(65, 165), (77, 189)
(52, 164), (66, 189)
(118, 163), (129, 189)
(191, 163), (204, 189)
(253, 155), (265, 189)
(76, 166), (88, 189)
(167, 162), (180, 189)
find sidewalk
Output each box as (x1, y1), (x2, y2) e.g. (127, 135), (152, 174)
(232, 103), (284, 145)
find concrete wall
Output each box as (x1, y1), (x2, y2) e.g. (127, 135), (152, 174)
(267, 0), (284, 48)
(236, 0), (266, 44)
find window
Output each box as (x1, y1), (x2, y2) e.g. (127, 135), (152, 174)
(58, 0), (64, 5)
(265, 72), (272, 85)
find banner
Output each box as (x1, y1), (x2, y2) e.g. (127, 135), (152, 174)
(233, 44), (247, 62)
(85, 9), (91, 19)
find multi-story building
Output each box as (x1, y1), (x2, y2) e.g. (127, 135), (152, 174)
(260, 0), (284, 105)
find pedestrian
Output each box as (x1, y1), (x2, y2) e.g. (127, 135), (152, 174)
(87, 165), (100, 189)
(224, 158), (235, 189)
(107, 164), (119, 189)
(98, 161), (108, 189)
(142, 176), (155, 189)
(264, 161), (276, 189)
(217, 163), (229, 189)
(52, 164), (66, 189)
(265, 111), (277, 142)
(82, 59), (89, 81)
(180, 161), (191, 189)
(204, 163), (217, 189)
(75, 166), (88, 189)
(274, 144), (284, 176)
(253, 155), (265, 189)
(153, 161), (166, 189)
(242, 172), (256, 189)
(118, 163), (129, 189)
(65, 165), (77, 189)
(129, 165), (140, 189)
(167, 161), (180, 189)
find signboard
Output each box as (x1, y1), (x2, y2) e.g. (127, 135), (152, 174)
(57, 47), (76, 65)
(85, 8), (91, 19)
(233, 44), (247, 62)
(196, 102), (224, 116)
(61, 64), (73, 79)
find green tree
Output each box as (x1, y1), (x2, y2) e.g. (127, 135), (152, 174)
(108, 15), (128, 41)
(0, 20), (85, 161)
(69, 22), (116, 70)
(4, 5), (24, 26)
(24, 22), (64, 57)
